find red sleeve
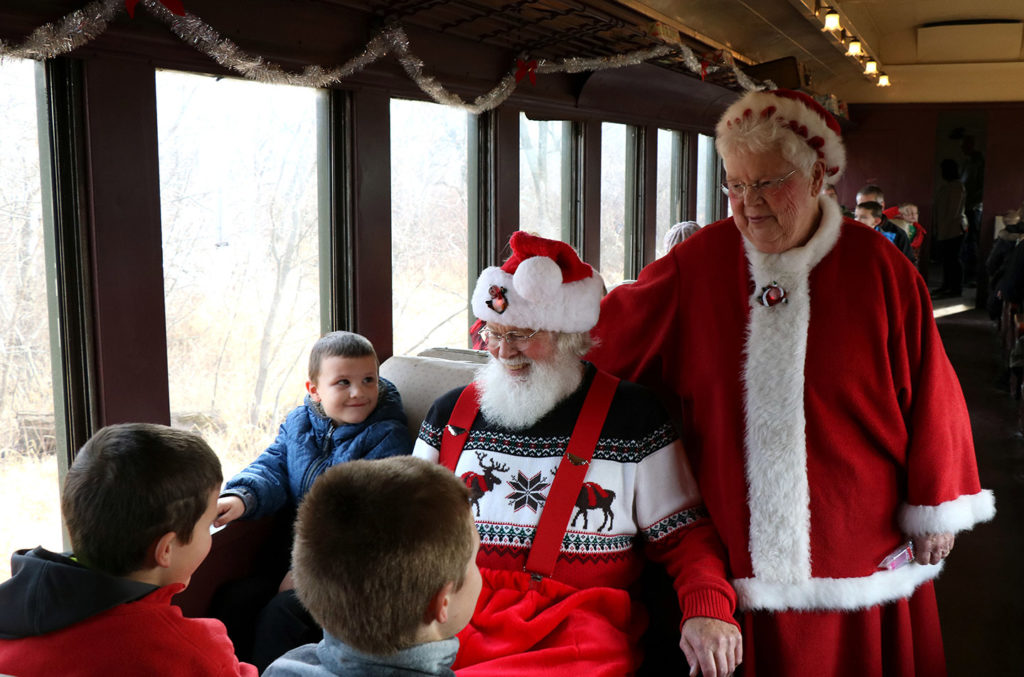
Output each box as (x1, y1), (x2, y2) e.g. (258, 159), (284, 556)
(646, 519), (739, 629)
(892, 270), (995, 534)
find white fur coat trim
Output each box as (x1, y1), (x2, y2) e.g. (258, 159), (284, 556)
(742, 195), (841, 584)
(899, 489), (996, 535)
(733, 561), (942, 612)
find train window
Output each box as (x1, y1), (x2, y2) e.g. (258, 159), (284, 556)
(390, 98), (470, 355)
(696, 132), (721, 225)
(156, 71), (323, 479)
(0, 58), (62, 580)
(599, 122), (632, 287)
(655, 128), (683, 258)
(520, 115), (569, 240)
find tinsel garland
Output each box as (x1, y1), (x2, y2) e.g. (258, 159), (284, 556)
(0, 0), (770, 113)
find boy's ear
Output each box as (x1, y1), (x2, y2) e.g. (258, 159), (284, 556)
(425, 581), (456, 625)
(152, 531), (177, 569)
(305, 380), (320, 401)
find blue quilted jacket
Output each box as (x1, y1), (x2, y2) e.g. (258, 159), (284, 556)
(223, 377), (412, 519)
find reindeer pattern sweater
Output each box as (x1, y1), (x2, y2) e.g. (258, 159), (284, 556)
(413, 364), (736, 625)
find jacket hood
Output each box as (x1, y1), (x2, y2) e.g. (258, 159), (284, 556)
(0, 547), (157, 639)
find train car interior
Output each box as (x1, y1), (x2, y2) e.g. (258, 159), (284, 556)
(2, 0), (1022, 673)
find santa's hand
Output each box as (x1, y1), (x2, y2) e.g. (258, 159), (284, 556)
(913, 532), (955, 565)
(680, 616), (742, 676)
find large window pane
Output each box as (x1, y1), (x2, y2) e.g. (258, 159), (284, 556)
(391, 99), (470, 355)
(655, 128), (679, 258)
(0, 58), (61, 580)
(520, 115), (567, 240)
(600, 122), (628, 287)
(157, 71), (322, 481)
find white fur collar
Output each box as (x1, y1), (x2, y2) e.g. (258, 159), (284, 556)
(741, 195), (841, 585)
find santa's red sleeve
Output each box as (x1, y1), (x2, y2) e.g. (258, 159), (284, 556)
(633, 440), (738, 628)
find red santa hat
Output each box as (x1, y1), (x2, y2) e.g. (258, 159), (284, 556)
(471, 232), (604, 333)
(716, 88), (846, 180)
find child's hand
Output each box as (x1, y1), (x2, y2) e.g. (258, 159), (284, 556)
(278, 570), (294, 593)
(215, 496), (245, 527)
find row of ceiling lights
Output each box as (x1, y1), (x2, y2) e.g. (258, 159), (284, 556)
(819, 6), (890, 86)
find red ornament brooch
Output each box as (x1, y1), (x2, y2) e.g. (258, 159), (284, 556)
(758, 281), (787, 307)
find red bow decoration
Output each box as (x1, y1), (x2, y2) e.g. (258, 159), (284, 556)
(125, 0), (186, 19)
(515, 58), (538, 85)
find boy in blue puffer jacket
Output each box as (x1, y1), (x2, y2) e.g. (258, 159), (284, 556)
(214, 330), (412, 669)
(216, 330), (410, 523)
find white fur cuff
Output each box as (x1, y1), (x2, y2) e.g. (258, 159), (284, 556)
(899, 490), (996, 535)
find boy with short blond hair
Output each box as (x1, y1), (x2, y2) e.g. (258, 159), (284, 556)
(264, 457), (481, 676)
(0, 423), (256, 676)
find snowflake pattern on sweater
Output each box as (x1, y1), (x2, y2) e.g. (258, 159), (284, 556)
(414, 364), (720, 594)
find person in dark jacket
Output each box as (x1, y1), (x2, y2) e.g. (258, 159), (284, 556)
(215, 330), (413, 670)
(855, 200), (914, 261)
(0, 423), (257, 677)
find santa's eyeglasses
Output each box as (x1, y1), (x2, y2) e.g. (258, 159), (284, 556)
(479, 327), (541, 349)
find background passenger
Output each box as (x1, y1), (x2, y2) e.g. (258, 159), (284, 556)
(663, 220), (702, 253)
(933, 158), (968, 298)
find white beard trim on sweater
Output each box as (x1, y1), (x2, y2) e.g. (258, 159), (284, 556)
(899, 490), (996, 535)
(740, 195), (841, 587)
(477, 353), (584, 430)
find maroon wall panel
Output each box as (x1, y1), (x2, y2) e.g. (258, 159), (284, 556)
(83, 57), (171, 426)
(840, 106), (940, 228)
(842, 102), (1024, 276)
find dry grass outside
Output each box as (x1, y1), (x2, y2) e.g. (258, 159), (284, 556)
(0, 454), (63, 581)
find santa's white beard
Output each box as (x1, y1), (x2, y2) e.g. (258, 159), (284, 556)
(477, 352), (584, 430)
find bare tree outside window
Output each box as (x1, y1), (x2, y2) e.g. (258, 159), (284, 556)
(520, 115), (566, 240)
(0, 58), (61, 581)
(600, 123), (628, 287)
(157, 71), (321, 480)
(390, 98), (470, 356)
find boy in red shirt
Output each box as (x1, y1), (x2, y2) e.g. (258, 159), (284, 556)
(0, 423), (257, 677)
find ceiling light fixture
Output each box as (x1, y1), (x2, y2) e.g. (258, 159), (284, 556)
(877, 73), (890, 87)
(864, 59), (878, 75)
(846, 39), (862, 56)
(823, 10), (841, 31)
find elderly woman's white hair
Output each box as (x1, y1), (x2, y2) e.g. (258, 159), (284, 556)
(715, 89), (846, 182)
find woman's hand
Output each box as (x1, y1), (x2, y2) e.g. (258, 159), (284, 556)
(680, 616), (742, 676)
(913, 532), (955, 565)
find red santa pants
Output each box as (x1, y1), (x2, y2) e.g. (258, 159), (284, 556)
(454, 567), (645, 676)
(742, 582), (946, 676)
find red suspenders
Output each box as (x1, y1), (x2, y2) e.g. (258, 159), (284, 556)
(439, 369), (620, 579)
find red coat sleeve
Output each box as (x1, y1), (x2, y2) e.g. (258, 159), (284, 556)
(892, 268), (995, 534)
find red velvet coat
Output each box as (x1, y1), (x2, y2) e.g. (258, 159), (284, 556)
(589, 195), (994, 675)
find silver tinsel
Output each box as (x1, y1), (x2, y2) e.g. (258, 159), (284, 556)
(0, 0), (121, 61)
(0, 0), (770, 109)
